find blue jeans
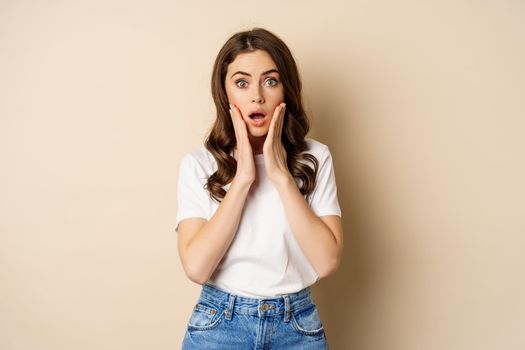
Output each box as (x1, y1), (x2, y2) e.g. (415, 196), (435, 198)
(182, 282), (329, 349)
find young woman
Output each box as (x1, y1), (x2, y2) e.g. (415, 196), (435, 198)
(176, 27), (343, 349)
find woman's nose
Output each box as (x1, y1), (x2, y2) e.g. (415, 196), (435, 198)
(252, 89), (264, 103)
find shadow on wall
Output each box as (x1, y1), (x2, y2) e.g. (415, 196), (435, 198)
(306, 60), (376, 350)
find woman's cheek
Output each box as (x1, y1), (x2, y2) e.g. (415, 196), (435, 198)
(225, 84), (240, 100)
(227, 89), (247, 106)
(269, 87), (285, 103)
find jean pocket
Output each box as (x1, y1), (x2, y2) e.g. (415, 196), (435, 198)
(290, 303), (325, 336)
(187, 299), (225, 332)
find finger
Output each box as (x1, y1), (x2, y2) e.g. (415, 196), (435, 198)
(230, 104), (245, 139)
(234, 105), (249, 144)
(273, 103), (285, 144)
(267, 103), (282, 142)
(277, 103), (287, 161)
(230, 103), (251, 153)
(229, 104), (241, 145)
(278, 103), (286, 140)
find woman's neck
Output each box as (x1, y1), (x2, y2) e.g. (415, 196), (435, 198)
(249, 134), (265, 155)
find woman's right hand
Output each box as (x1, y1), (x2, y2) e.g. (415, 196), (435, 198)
(229, 103), (256, 186)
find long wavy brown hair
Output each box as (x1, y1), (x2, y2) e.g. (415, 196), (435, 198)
(204, 27), (319, 203)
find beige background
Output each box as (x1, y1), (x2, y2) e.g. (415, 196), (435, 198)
(1, 0), (524, 349)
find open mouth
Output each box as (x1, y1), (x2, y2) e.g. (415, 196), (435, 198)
(249, 113), (266, 120)
(247, 112), (267, 127)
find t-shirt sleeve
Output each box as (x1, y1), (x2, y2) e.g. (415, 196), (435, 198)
(175, 154), (210, 233)
(308, 146), (342, 217)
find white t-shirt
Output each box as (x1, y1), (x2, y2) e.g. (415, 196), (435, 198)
(175, 138), (341, 298)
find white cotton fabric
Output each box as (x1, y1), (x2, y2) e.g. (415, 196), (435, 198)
(175, 138), (341, 298)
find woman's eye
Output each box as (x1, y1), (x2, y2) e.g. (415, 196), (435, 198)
(265, 78), (278, 87)
(235, 80), (248, 88)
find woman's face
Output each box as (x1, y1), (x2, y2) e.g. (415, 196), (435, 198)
(225, 49), (285, 140)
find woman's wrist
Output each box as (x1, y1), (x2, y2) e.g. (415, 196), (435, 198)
(272, 173), (295, 192)
(232, 175), (254, 189)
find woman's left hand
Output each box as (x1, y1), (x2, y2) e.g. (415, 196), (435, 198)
(263, 102), (293, 187)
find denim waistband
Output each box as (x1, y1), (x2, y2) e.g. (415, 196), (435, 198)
(200, 283), (315, 321)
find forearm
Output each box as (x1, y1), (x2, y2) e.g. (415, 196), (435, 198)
(275, 176), (339, 278)
(184, 178), (251, 284)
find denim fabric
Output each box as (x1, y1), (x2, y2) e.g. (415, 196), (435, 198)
(182, 283), (329, 349)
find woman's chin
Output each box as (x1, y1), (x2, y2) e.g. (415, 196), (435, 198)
(248, 129), (269, 139)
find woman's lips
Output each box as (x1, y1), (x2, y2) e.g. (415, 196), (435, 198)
(248, 113), (267, 127)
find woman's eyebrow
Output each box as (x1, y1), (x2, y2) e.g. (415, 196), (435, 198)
(231, 68), (279, 78)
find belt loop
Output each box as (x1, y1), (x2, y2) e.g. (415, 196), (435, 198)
(283, 295), (291, 322)
(225, 294), (236, 320)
